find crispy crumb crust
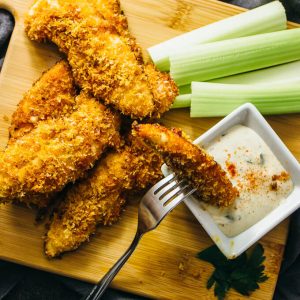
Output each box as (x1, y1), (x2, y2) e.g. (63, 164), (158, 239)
(0, 92), (121, 204)
(11, 192), (57, 209)
(9, 61), (77, 140)
(133, 123), (239, 207)
(25, 0), (178, 119)
(45, 135), (163, 258)
(6, 61), (77, 208)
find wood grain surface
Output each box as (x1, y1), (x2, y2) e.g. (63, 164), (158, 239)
(0, 1), (299, 299)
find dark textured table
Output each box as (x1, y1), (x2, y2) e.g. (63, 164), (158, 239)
(0, 1), (300, 299)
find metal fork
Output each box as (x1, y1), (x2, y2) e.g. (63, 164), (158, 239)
(83, 173), (196, 300)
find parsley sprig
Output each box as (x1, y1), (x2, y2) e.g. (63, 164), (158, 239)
(197, 243), (268, 300)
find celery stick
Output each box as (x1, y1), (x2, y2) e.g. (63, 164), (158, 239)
(172, 60), (300, 109)
(211, 60), (300, 84)
(190, 82), (300, 117)
(179, 85), (191, 95)
(179, 61), (300, 89)
(172, 94), (191, 108)
(170, 28), (300, 86)
(148, 1), (286, 71)
(172, 85), (191, 108)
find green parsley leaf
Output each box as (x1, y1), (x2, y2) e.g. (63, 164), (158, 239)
(196, 244), (228, 268)
(207, 272), (216, 289)
(196, 243), (269, 299)
(248, 243), (265, 267)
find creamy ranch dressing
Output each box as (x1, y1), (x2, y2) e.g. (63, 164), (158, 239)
(201, 125), (293, 237)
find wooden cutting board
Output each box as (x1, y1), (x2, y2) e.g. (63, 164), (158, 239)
(0, 0), (299, 299)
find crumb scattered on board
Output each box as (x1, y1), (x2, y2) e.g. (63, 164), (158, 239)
(3, 115), (9, 122)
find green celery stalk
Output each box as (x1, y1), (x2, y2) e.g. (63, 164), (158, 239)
(172, 94), (191, 108)
(179, 85), (191, 94)
(148, 1), (286, 71)
(211, 60), (300, 84)
(172, 85), (191, 108)
(190, 81), (300, 117)
(170, 28), (300, 86)
(171, 60), (300, 109)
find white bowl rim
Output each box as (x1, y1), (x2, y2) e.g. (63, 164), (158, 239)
(162, 103), (300, 259)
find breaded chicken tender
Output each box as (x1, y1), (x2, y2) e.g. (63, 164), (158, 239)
(133, 123), (239, 207)
(45, 136), (163, 258)
(5, 61), (77, 207)
(0, 92), (120, 205)
(88, 0), (143, 62)
(25, 0), (178, 119)
(9, 61), (76, 140)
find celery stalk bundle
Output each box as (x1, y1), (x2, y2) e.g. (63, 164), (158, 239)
(170, 28), (300, 86)
(148, 1), (300, 117)
(172, 61), (300, 109)
(148, 1), (286, 71)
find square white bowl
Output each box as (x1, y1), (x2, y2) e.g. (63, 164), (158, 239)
(162, 103), (300, 259)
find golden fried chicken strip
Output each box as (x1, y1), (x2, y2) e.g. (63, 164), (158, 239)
(133, 123), (239, 207)
(45, 136), (163, 258)
(0, 92), (120, 204)
(89, 0), (143, 62)
(5, 61), (77, 207)
(25, 0), (178, 118)
(88, 0), (128, 33)
(15, 193), (57, 209)
(9, 61), (76, 140)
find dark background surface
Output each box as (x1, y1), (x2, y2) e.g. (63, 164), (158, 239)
(0, 1), (300, 299)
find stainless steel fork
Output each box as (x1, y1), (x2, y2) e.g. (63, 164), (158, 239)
(83, 173), (196, 300)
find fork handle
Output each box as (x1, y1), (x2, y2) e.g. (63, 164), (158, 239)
(83, 231), (142, 300)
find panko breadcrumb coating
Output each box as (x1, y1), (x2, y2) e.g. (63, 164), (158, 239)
(0, 92), (121, 205)
(9, 61), (76, 140)
(89, 0), (143, 62)
(45, 135), (163, 258)
(15, 192), (57, 209)
(25, 0), (178, 119)
(133, 123), (239, 207)
(5, 61), (77, 208)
